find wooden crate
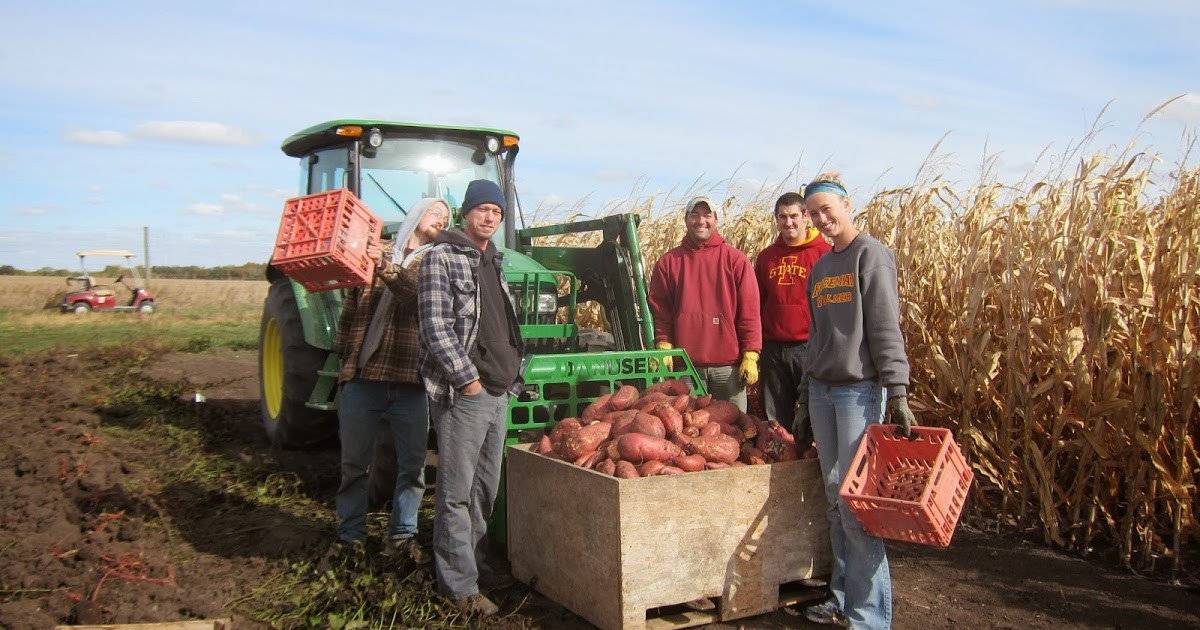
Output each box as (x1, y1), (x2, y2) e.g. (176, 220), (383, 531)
(506, 445), (831, 630)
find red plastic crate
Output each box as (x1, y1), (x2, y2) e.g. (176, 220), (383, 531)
(272, 189), (382, 292)
(840, 424), (973, 547)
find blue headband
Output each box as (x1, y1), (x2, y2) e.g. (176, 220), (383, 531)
(804, 181), (848, 198)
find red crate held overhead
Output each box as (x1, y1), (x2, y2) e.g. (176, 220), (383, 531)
(272, 189), (382, 292)
(840, 424), (974, 547)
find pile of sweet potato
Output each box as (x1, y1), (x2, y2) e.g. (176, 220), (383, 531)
(533, 377), (815, 478)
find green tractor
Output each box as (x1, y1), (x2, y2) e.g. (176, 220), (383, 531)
(257, 120), (703, 532)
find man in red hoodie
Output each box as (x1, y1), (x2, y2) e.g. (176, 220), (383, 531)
(649, 196), (762, 412)
(753, 192), (832, 447)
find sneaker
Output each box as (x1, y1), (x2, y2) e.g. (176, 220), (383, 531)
(453, 592), (499, 616)
(804, 600), (848, 627)
(384, 537), (431, 565)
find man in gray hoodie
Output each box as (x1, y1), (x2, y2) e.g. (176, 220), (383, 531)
(417, 179), (522, 617)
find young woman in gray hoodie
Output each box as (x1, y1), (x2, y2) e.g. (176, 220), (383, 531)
(800, 173), (917, 630)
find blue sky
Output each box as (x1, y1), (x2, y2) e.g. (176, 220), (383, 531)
(3, 0), (1198, 270)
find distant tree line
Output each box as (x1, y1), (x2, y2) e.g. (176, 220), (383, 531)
(0, 263), (268, 280)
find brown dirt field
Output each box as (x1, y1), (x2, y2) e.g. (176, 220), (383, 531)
(1, 348), (1197, 629)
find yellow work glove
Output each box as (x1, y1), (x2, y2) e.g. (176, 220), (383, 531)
(655, 341), (674, 371)
(739, 351), (760, 385)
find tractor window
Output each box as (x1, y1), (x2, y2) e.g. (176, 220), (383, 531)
(305, 148), (350, 194)
(360, 138), (501, 223)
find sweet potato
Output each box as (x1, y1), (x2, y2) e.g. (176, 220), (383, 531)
(658, 465), (686, 475)
(764, 436), (799, 462)
(670, 433), (692, 449)
(535, 435), (556, 458)
(574, 448), (607, 469)
(688, 434), (740, 464)
(634, 391), (670, 411)
(739, 443), (768, 465)
(694, 394), (713, 409)
(737, 414), (759, 439)
(717, 422), (746, 442)
(802, 445), (819, 459)
(609, 384), (640, 410)
(638, 460), (667, 476)
(581, 394), (613, 422)
(562, 421), (613, 460)
(682, 425), (700, 437)
(702, 400), (743, 425)
(614, 433), (683, 463)
(683, 410), (710, 430)
(705, 461), (732, 470)
(671, 453), (707, 472)
(595, 458), (617, 476)
(641, 378), (682, 396)
(614, 460), (640, 479)
(671, 394), (692, 413)
(604, 408), (639, 425)
(612, 413), (665, 439)
(699, 421), (723, 437)
(549, 418), (583, 455)
(650, 402), (684, 437)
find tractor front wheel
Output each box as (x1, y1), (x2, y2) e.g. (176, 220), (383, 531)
(72, 302), (91, 315)
(258, 278), (335, 447)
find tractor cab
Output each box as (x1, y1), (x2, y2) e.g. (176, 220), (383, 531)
(60, 250), (156, 314)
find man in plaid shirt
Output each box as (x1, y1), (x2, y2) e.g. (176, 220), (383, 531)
(418, 179), (522, 617)
(330, 197), (448, 564)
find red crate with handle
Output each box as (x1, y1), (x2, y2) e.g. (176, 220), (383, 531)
(272, 189), (382, 292)
(840, 424), (973, 547)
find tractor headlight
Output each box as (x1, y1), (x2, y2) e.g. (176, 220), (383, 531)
(537, 291), (557, 314)
(486, 136), (500, 153)
(367, 128), (384, 148)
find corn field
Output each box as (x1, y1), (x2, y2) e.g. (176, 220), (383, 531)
(535, 153), (1199, 577)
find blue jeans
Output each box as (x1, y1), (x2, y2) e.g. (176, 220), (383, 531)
(335, 379), (429, 543)
(429, 390), (509, 600)
(808, 378), (892, 630)
(695, 364), (747, 412)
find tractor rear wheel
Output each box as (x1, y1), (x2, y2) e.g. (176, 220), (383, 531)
(258, 278), (336, 447)
(72, 302), (91, 315)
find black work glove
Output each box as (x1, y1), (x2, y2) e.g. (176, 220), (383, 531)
(792, 401), (809, 441)
(886, 395), (918, 439)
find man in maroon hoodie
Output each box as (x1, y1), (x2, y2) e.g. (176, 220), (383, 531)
(754, 192), (832, 447)
(649, 196), (762, 412)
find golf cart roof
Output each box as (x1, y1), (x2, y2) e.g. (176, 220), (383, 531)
(78, 250), (138, 258)
(281, 119), (520, 158)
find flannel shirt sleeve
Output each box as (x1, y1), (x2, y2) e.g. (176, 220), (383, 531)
(378, 262), (419, 302)
(418, 248), (479, 390)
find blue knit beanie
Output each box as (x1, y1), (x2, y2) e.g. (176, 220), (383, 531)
(461, 179), (506, 215)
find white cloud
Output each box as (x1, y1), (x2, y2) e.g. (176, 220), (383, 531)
(1155, 93), (1200, 126)
(12, 205), (52, 216)
(64, 129), (131, 147)
(132, 121), (257, 146)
